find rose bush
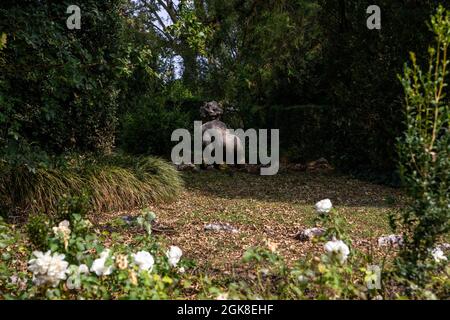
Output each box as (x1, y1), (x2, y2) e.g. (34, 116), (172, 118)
(0, 209), (190, 299)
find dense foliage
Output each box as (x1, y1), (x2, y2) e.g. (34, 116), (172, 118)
(2, 0), (449, 172)
(393, 5), (450, 284)
(0, 0), (131, 155)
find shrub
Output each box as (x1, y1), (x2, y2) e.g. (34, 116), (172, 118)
(0, 0), (130, 154)
(26, 214), (51, 250)
(120, 102), (190, 157)
(55, 193), (90, 223)
(392, 5), (450, 283)
(318, 1), (442, 172)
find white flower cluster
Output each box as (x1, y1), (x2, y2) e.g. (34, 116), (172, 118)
(315, 199), (332, 213)
(324, 239), (350, 264)
(27, 219), (185, 289)
(90, 246), (183, 276)
(133, 251), (155, 271)
(28, 251), (69, 287)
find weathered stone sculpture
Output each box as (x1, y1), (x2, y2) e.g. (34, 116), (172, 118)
(200, 101), (243, 165)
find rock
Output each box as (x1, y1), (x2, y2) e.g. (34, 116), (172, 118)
(293, 163), (307, 171)
(306, 158), (333, 171)
(176, 163), (197, 171)
(295, 227), (325, 241)
(378, 234), (403, 247)
(205, 222), (239, 233)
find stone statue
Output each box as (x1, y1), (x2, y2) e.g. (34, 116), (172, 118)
(200, 101), (244, 165)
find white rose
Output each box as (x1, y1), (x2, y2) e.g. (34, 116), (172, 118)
(52, 220), (71, 236)
(91, 250), (114, 276)
(324, 239), (350, 264)
(78, 264), (89, 274)
(431, 248), (448, 263)
(28, 251), (69, 287)
(133, 251), (155, 272)
(166, 246), (182, 267)
(314, 199), (332, 213)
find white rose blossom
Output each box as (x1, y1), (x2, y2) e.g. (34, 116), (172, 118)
(91, 249), (114, 276)
(166, 246), (182, 267)
(431, 247), (448, 263)
(52, 220), (71, 249)
(315, 199), (333, 213)
(133, 251), (155, 272)
(324, 239), (350, 264)
(52, 220), (70, 236)
(78, 264), (89, 274)
(28, 251), (69, 287)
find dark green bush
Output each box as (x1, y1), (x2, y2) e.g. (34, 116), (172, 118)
(26, 213), (51, 250)
(318, 0), (450, 172)
(55, 193), (91, 223)
(0, 0), (129, 154)
(120, 102), (191, 157)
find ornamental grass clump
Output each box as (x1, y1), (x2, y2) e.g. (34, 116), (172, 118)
(0, 153), (183, 216)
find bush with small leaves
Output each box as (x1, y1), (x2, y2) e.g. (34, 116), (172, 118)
(393, 5), (450, 285)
